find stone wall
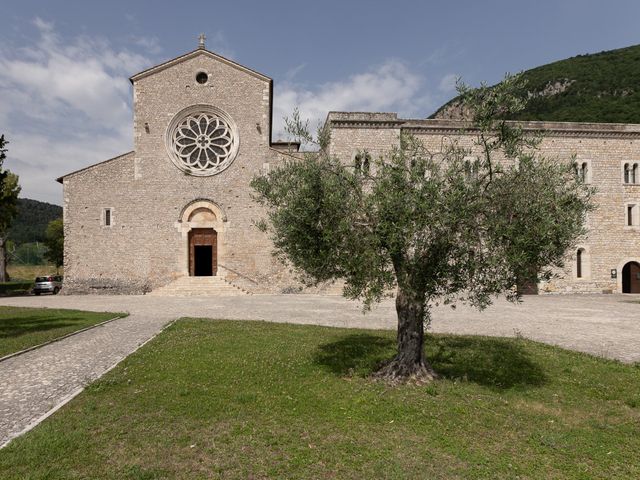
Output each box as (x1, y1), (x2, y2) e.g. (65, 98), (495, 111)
(327, 113), (640, 294)
(61, 49), (640, 296)
(62, 51), (299, 294)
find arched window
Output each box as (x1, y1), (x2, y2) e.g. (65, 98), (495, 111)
(363, 155), (370, 175)
(354, 154), (361, 172)
(354, 151), (371, 175)
(624, 163), (631, 184)
(632, 163), (638, 184)
(464, 156), (478, 181)
(576, 249), (583, 278)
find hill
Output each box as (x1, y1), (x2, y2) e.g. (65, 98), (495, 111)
(430, 44), (640, 123)
(7, 198), (62, 245)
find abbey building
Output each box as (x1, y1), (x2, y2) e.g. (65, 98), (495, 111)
(58, 44), (640, 295)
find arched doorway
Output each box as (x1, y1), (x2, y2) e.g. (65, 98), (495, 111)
(622, 261), (640, 293)
(177, 200), (227, 278)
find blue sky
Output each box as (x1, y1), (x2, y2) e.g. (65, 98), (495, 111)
(2, 0), (639, 204)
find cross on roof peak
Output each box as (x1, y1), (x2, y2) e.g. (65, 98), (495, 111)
(198, 33), (206, 49)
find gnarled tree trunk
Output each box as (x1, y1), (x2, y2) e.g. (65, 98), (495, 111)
(374, 285), (438, 383)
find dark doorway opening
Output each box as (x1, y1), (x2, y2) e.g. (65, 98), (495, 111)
(622, 261), (640, 293)
(188, 228), (217, 276)
(194, 245), (213, 276)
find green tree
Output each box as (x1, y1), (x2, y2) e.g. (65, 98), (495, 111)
(0, 135), (21, 282)
(43, 218), (64, 270)
(252, 74), (594, 383)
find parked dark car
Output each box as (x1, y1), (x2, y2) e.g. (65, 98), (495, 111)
(33, 275), (63, 295)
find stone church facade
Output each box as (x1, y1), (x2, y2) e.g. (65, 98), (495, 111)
(58, 44), (640, 295)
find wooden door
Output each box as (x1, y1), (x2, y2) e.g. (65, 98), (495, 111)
(624, 262), (640, 294)
(188, 228), (217, 276)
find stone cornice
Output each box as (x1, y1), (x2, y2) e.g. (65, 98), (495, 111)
(328, 115), (640, 139)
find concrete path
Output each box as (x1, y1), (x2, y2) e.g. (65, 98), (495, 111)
(1, 293), (639, 446)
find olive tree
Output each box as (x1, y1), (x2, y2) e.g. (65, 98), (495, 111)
(0, 135), (21, 283)
(251, 75), (594, 383)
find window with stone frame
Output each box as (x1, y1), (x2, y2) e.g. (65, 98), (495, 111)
(625, 203), (639, 227)
(464, 156), (479, 181)
(166, 105), (239, 177)
(103, 208), (112, 227)
(575, 247), (591, 280)
(354, 151), (371, 175)
(623, 162), (639, 184)
(574, 160), (591, 184)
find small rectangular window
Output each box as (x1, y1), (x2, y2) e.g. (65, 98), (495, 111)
(627, 205), (635, 226)
(104, 208), (112, 226)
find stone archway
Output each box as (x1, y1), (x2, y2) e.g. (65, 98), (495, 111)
(175, 199), (227, 277)
(622, 261), (640, 293)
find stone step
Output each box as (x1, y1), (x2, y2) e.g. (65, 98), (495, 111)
(150, 275), (250, 296)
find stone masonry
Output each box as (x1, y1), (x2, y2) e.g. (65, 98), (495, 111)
(327, 113), (640, 294)
(59, 47), (640, 295)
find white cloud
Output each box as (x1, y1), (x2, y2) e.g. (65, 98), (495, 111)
(0, 20), (436, 203)
(438, 73), (459, 93)
(0, 18), (156, 204)
(273, 60), (434, 140)
(205, 31), (235, 59)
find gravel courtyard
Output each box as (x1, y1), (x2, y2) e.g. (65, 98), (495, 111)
(0, 293), (638, 446)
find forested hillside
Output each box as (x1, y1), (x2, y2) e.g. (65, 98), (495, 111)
(7, 198), (62, 245)
(431, 44), (640, 123)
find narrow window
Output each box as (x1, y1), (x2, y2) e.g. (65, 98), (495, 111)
(627, 205), (634, 226)
(633, 163), (639, 184)
(624, 163), (630, 184)
(576, 249), (583, 278)
(363, 155), (370, 175)
(354, 151), (371, 175)
(464, 157), (478, 181)
(354, 154), (362, 173)
(581, 162), (588, 182)
(104, 208), (112, 226)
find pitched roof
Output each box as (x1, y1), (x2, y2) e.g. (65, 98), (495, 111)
(56, 151), (134, 183)
(129, 48), (272, 84)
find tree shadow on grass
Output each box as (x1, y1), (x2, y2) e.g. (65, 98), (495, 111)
(0, 316), (79, 339)
(313, 334), (396, 377)
(426, 335), (547, 390)
(314, 333), (547, 390)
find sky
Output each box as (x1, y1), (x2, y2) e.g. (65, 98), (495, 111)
(1, 0), (639, 205)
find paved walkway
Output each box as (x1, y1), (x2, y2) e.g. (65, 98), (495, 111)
(1, 293), (639, 446)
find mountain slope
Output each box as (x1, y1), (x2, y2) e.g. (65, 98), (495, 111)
(7, 198), (62, 245)
(430, 44), (640, 124)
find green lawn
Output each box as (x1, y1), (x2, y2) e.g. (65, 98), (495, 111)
(1, 319), (639, 479)
(0, 307), (121, 358)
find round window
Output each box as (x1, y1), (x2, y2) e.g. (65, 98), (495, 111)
(166, 105), (239, 176)
(196, 71), (208, 84)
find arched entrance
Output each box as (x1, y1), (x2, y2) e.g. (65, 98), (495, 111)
(176, 199), (227, 278)
(189, 228), (217, 276)
(622, 261), (640, 293)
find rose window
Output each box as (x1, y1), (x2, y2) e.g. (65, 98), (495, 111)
(166, 106), (239, 176)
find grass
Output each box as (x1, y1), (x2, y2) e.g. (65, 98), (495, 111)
(1, 319), (639, 479)
(6, 264), (61, 282)
(0, 307), (121, 358)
